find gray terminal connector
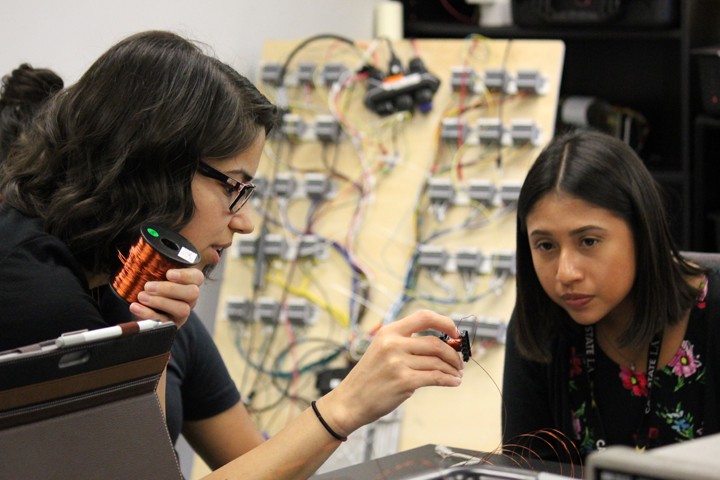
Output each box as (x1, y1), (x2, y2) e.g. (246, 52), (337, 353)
(455, 248), (484, 274)
(281, 113), (307, 139)
(225, 297), (253, 323)
(260, 62), (285, 87)
(467, 179), (496, 206)
(320, 62), (348, 86)
(235, 237), (258, 257)
(428, 178), (455, 204)
(262, 233), (288, 258)
(440, 117), (468, 143)
(256, 297), (281, 325)
(483, 68), (512, 93)
(286, 298), (316, 327)
(450, 66), (478, 92)
(499, 180), (523, 205)
(476, 118), (504, 145)
(272, 173), (297, 198)
(516, 69), (548, 95)
(304, 172), (332, 200)
(452, 314), (507, 344)
(417, 245), (449, 271)
(297, 234), (326, 259)
(509, 119), (541, 147)
(296, 62), (316, 87)
(492, 250), (516, 275)
(314, 114), (342, 143)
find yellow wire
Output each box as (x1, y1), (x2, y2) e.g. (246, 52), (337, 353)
(264, 271), (350, 328)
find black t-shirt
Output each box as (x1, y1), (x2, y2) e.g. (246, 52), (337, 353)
(0, 205), (241, 445)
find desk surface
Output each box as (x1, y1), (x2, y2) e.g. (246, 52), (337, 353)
(312, 444), (582, 480)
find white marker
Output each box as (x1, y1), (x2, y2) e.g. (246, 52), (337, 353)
(55, 320), (163, 348)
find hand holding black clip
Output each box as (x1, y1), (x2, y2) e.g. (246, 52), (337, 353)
(441, 330), (471, 362)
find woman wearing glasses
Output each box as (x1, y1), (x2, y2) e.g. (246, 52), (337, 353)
(0, 31), (464, 479)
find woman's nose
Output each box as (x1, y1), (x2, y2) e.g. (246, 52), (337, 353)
(230, 204), (255, 235)
(556, 249), (582, 284)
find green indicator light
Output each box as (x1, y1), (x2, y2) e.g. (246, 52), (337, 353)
(147, 228), (160, 238)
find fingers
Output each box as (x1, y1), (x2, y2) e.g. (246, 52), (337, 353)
(129, 268), (204, 328)
(387, 309), (460, 338)
(372, 333), (464, 381)
(290, 310), (467, 438)
(404, 334), (465, 373)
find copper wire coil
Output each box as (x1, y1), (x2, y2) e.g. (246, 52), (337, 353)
(111, 225), (199, 304)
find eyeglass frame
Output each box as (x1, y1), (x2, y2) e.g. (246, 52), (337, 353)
(196, 161), (256, 213)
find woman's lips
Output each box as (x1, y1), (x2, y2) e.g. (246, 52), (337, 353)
(561, 294), (593, 309)
(210, 247), (225, 265)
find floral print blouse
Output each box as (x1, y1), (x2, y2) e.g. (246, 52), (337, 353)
(568, 277), (709, 456)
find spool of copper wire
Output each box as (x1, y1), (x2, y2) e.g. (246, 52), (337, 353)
(111, 224), (199, 304)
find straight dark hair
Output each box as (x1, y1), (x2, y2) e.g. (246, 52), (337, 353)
(0, 30), (278, 276)
(514, 131), (705, 362)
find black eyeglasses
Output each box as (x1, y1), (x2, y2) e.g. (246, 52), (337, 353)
(197, 161), (256, 213)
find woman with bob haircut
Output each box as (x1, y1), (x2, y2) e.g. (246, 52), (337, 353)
(0, 30), (465, 479)
(502, 130), (720, 462)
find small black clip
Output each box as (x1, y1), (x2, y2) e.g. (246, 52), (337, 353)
(441, 330), (471, 362)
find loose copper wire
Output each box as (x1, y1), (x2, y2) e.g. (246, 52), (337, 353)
(112, 235), (183, 304)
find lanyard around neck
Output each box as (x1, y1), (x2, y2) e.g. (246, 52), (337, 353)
(583, 325), (663, 451)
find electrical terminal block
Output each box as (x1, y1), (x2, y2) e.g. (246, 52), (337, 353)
(260, 62), (285, 87)
(255, 297), (281, 325)
(476, 118), (505, 146)
(320, 62), (348, 87)
(296, 62), (316, 87)
(272, 173), (297, 199)
(440, 117), (468, 143)
(491, 250), (516, 276)
(314, 114), (342, 143)
(304, 172), (332, 200)
(449, 66), (478, 93)
(281, 113), (307, 139)
(427, 178), (455, 204)
(467, 179), (497, 206)
(286, 298), (316, 327)
(296, 234), (327, 260)
(234, 237), (258, 258)
(455, 247), (486, 293)
(454, 248), (484, 274)
(509, 119), (542, 147)
(417, 244), (449, 271)
(427, 177), (455, 222)
(261, 233), (288, 258)
(499, 180), (523, 205)
(515, 69), (549, 95)
(483, 68), (513, 94)
(451, 314), (507, 344)
(225, 297), (254, 324)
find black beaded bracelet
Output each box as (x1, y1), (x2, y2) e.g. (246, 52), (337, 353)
(311, 400), (347, 442)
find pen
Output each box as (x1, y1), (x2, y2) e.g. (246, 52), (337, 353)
(55, 319), (163, 348)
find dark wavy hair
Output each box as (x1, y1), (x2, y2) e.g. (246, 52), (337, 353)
(514, 131), (705, 362)
(0, 63), (63, 162)
(0, 30), (278, 276)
